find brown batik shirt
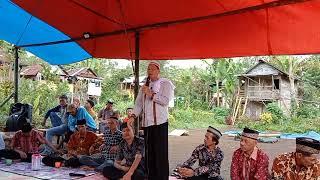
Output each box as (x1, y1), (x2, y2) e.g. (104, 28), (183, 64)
(272, 152), (320, 180)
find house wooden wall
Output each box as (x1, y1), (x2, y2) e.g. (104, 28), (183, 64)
(240, 62), (300, 119)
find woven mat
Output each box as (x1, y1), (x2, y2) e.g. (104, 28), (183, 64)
(0, 162), (95, 180)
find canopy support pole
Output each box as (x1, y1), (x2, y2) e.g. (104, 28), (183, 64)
(134, 32), (140, 135)
(14, 46), (19, 103)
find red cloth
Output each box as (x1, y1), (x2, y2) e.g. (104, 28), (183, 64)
(231, 148), (269, 180)
(13, 1), (320, 59)
(123, 117), (130, 123)
(12, 129), (46, 153)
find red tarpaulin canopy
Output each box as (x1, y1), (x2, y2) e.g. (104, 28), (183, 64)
(13, 0), (320, 61)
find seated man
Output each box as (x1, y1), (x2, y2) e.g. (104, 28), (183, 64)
(45, 104), (97, 151)
(0, 123), (59, 162)
(73, 97), (81, 108)
(42, 94), (68, 127)
(42, 119), (98, 167)
(272, 137), (320, 180)
(230, 127), (269, 180)
(103, 122), (145, 180)
(67, 119), (98, 156)
(98, 100), (114, 133)
(122, 108), (133, 123)
(79, 116), (123, 171)
(85, 99), (97, 121)
(67, 104), (97, 132)
(172, 126), (224, 180)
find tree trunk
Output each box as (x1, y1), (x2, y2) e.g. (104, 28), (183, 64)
(288, 58), (298, 115)
(216, 79), (220, 107)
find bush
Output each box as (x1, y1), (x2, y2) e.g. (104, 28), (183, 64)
(169, 108), (226, 130)
(296, 104), (320, 119)
(212, 107), (230, 124)
(260, 112), (272, 124)
(266, 103), (287, 124)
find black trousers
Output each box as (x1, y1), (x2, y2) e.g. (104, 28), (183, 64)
(144, 122), (169, 180)
(103, 165), (145, 180)
(0, 149), (32, 162)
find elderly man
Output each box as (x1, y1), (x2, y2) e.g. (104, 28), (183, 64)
(42, 94), (68, 127)
(98, 99), (114, 133)
(272, 137), (320, 180)
(230, 127), (269, 180)
(0, 123), (59, 162)
(103, 122), (145, 180)
(130, 61), (175, 180)
(79, 116), (123, 171)
(172, 126), (224, 180)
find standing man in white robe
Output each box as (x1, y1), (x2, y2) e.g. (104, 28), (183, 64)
(130, 61), (175, 180)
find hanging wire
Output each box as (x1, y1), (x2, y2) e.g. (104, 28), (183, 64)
(116, 0), (135, 74)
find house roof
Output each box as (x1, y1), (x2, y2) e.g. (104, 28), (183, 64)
(238, 60), (299, 80)
(122, 76), (147, 85)
(20, 64), (42, 76)
(64, 67), (102, 80)
(245, 60), (289, 75)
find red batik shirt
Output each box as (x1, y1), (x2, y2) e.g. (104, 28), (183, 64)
(231, 147), (269, 180)
(12, 129), (46, 153)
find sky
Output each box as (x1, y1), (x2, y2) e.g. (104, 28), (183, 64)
(112, 59), (209, 69)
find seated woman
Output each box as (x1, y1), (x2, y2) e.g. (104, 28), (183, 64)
(0, 123), (59, 162)
(42, 119), (98, 167)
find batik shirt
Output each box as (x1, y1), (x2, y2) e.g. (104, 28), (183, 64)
(12, 129), (46, 153)
(272, 152), (320, 180)
(116, 136), (144, 171)
(231, 147), (269, 180)
(67, 131), (98, 155)
(178, 144), (224, 179)
(102, 129), (123, 160)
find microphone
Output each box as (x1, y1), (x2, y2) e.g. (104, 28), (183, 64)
(145, 76), (150, 87)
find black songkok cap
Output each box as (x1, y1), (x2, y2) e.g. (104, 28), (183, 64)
(296, 137), (320, 154)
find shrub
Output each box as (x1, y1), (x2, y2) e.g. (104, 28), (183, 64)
(266, 103), (287, 123)
(169, 108), (226, 130)
(296, 104), (320, 119)
(212, 107), (230, 124)
(260, 112), (273, 124)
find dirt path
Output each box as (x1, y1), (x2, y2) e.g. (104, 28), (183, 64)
(169, 128), (295, 180)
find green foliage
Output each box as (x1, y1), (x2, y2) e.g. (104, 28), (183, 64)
(236, 116), (320, 133)
(169, 108), (226, 130)
(212, 107), (230, 124)
(296, 104), (320, 119)
(265, 103), (287, 123)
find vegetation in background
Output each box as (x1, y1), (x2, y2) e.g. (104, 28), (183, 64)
(1, 40), (320, 133)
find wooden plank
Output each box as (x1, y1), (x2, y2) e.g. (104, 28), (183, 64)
(242, 97), (248, 116)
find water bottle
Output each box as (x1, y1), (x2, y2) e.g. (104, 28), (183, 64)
(31, 154), (41, 171)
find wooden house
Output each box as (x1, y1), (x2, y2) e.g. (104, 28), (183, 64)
(233, 60), (301, 120)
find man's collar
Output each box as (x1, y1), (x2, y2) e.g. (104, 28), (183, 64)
(243, 146), (258, 160)
(250, 147), (258, 160)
